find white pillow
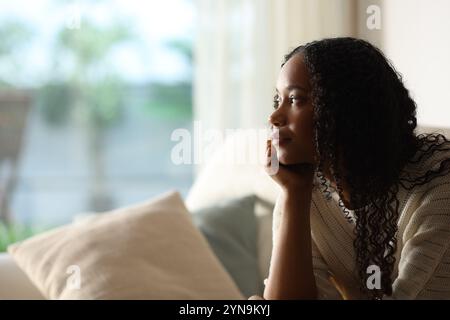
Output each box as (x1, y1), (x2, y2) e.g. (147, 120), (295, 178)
(0, 253), (45, 299)
(8, 190), (244, 300)
(254, 199), (274, 280)
(185, 131), (280, 282)
(186, 131), (281, 212)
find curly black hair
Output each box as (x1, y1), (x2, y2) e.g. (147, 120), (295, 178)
(282, 37), (450, 299)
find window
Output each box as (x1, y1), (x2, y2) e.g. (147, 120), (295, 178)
(0, 0), (194, 246)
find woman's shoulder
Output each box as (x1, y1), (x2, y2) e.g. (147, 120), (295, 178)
(398, 138), (450, 228)
(399, 135), (450, 191)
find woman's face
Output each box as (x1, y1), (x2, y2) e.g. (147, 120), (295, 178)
(269, 53), (317, 166)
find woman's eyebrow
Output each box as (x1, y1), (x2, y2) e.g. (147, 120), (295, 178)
(275, 85), (308, 93)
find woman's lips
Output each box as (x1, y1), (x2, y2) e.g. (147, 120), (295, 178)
(271, 137), (292, 146)
(269, 129), (292, 147)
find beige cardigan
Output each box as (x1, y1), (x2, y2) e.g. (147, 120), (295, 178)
(268, 146), (450, 299)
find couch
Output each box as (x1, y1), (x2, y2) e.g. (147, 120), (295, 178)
(0, 124), (448, 299)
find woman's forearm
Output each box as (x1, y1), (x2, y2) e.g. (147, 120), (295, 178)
(263, 187), (317, 300)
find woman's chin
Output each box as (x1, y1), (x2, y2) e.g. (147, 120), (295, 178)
(277, 149), (312, 166)
(277, 151), (301, 165)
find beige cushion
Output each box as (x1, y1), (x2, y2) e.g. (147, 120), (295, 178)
(185, 131), (281, 280)
(0, 253), (45, 299)
(186, 131), (282, 211)
(7, 190), (244, 300)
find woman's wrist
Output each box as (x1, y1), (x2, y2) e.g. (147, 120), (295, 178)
(279, 184), (314, 220)
(281, 178), (314, 195)
(280, 164), (316, 192)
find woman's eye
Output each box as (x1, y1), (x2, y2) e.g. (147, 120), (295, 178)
(273, 95), (307, 109)
(290, 96), (307, 104)
(273, 96), (280, 109)
(272, 101), (279, 109)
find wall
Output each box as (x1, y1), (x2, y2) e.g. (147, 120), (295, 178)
(382, 0), (450, 128)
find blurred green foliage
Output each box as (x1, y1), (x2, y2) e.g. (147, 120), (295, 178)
(165, 38), (193, 64)
(144, 82), (192, 120)
(39, 18), (130, 128)
(0, 21), (33, 87)
(0, 21), (32, 56)
(0, 222), (51, 252)
(38, 82), (72, 125)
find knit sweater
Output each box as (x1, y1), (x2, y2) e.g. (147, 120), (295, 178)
(268, 144), (450, 300)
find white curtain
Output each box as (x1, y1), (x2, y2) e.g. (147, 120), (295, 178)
(193, 0), (371, 176)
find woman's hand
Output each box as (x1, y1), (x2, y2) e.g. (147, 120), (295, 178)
(264, 139), (316, 192)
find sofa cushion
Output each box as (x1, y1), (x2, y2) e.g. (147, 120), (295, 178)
(8, 190), (243, 300)
(0, 253), (45, 299)
(185, 130), (281, 211)
(184, 130), (280, 286)
(192, 194), (263, 298)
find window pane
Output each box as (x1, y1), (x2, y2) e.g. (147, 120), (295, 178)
(0, 0), (194, 236)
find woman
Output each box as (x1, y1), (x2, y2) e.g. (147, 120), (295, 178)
(253, 37), (450, 300)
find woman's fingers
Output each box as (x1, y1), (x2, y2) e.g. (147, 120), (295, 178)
(264, 139), (279, 175)
(265, 139), (278, 164)
(265, 139), (272, 166)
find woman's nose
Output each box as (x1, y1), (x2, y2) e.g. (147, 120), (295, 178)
(268, 110), (286, 128)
